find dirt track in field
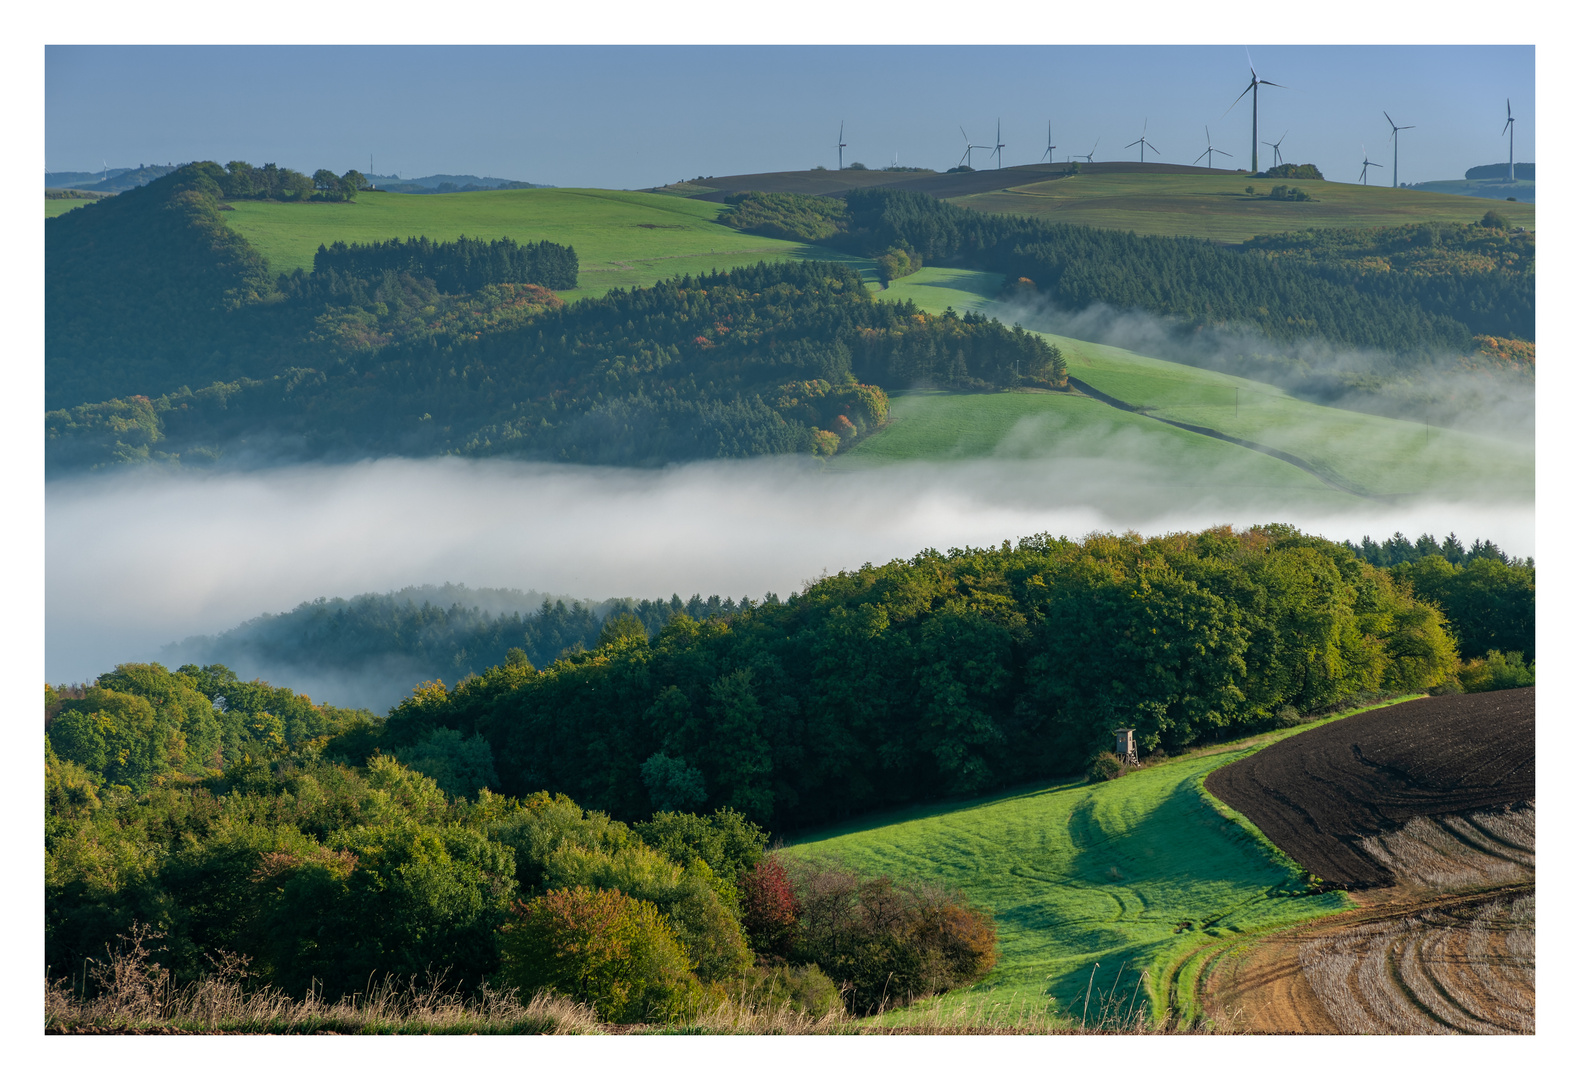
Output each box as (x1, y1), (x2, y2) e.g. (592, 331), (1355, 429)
(1204, 688), (1534, 888)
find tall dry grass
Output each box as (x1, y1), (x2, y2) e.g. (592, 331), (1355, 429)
(45, 923), (602, 1035)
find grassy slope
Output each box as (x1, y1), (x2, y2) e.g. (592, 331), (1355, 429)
(218, 188), (877, 301)
(46, 199), (99, 218)
(858, 267), (1532, 499)
(951, 172), (1536, 242)
(785, 700), (1423, 1026)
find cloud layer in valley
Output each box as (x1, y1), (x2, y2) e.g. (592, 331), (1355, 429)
(47, 454), (1534, 694)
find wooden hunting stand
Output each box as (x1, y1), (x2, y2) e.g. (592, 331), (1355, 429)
(1113, 727), (1139, 767)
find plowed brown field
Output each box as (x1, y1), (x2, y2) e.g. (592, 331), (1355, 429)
(1204, 688), (1534, 887)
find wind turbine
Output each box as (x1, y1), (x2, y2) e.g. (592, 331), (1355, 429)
(959, 126), (989, 169)
(1384, 111), (1414, 187)
(1226, 50), (1285, 174)
(990, 119), (1006, 169)
(1502, 100), (1516, 182)
(837, 122), (848, 171)
(1041, 121), (1058, 163)
(1262, 130), (1288, 169)
(1071, 138), (1099, 164)
(1194, 127), (1233, 170)
(1359, 146), (1384, 186)
(1126, 119), (1159, 163)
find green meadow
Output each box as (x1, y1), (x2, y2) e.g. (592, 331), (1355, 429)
(46, 198), (98, 218)
(951, 172), (1535, 242)
(784, 702), (1422, 1026)
(218, 187), (877, 300)
(859, 267), (1532, 500)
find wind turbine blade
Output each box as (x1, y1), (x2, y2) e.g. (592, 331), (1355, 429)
(1126, 138), (1142, 148)
(1258, 80), (1286, 89)
(1507, 98), (1512, 117)
(1223, 81), (1254, 116)
(1195, 150), (1209, 164)
(1384, 111), (1396, 128)
(1219, 149), (1233, 157)
(960, 126), (969, 142)
(1400, 125), (1415, 131)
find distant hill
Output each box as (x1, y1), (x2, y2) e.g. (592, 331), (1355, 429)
(368, 173), (548, 193)
(45, 167), (136, 187)
(1467, 162), (1534, 181)
(1402, 177), (1533, 204)
(46, 163), (180, 193)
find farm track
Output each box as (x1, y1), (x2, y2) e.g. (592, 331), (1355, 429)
(1204, 688), (1534, 888)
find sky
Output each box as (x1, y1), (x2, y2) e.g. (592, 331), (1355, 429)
(45, 44), (1533, 190)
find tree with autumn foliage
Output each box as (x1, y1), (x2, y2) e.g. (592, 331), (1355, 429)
(740, 855), (799, 957)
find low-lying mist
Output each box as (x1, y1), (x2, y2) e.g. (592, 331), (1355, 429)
(994, 294), (1536, 441)
(47, 454), (1534, 703)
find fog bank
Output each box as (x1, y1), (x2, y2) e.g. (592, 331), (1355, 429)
(47, 455), (1534, 689)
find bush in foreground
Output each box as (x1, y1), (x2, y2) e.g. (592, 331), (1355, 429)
(498, 885), (718, 1023)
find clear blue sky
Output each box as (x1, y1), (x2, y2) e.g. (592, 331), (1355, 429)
(46, 44), (1532, 189)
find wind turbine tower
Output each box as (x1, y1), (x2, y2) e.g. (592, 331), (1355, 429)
(1502, 100), (1516, 182)
(1194, 127), (1233, 170)
(991, 119), (1006, 169)
(1041, 121), (1058, 163)
(1359, 146), (1384, 186)
(959, 126), (989, 169)
(837, 122), (848, 171)
(1227, 52), (1284, 174)
(1126, 119), (1159, 163)
(1384, 112), (1415, 188)
(1262, 131), (1288, 169)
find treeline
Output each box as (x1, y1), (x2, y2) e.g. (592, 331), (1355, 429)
(1344, 530), (1527, 570)
(218, 160), (371, 203)
(46, 670), (996, 1020)
(1343, 530), (1534, 670)
(167, 587), (763, 711)
(309, 235), (578, 292)
(49, 259), (1063, 472)
(720, 188), (1533, 356)
(348, 526), (1459, 834)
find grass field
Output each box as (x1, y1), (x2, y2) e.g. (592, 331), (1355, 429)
(46, 198), (99, 218)
(950, 172), (1536, 242)
(784, 701), (1426, 1027)
(858, 267), (1533, 500)
(836, 389), (1355, 511)
(218, 188), (877, 300)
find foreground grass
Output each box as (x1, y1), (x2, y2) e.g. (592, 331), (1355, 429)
(864, 267), (1532, 500)
(218, 187), (877, 300)
(950, 172), (1535, 242)
(784, 700), (1423, 1028)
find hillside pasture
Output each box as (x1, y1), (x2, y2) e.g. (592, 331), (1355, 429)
(46, 198), (99, 218)
(836, 389), (1355, 512)
(783, 705), (1426, 1026)
(862, 267), (1533, 500)
(219, 188), (878, 300)
(950, 171), (1536, 242)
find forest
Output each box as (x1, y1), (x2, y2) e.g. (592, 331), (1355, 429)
(46, 164), (1063, 473)
(45, 524), (1534, 1025)
(721, 188), (1534, 361)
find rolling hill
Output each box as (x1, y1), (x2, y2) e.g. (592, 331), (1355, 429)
(856, 266), (1533, 501)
